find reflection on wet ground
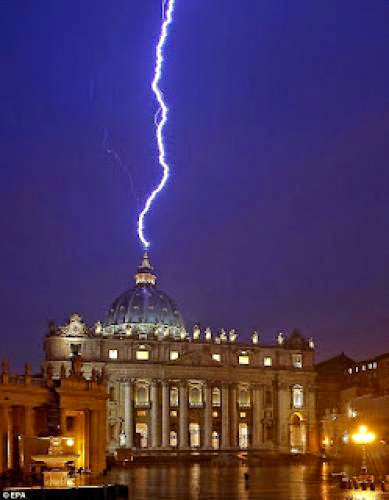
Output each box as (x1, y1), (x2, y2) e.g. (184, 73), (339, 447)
(106, 461), (389, 499)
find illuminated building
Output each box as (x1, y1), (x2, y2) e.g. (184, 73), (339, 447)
(316, 352), (389, 458)
(44, 254), (318, 455)
(0, 355), (106, 475)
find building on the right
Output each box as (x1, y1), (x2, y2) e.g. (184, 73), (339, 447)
(316, 352), (389, 459)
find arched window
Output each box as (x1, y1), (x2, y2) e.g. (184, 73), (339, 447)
(212, 387), (221, 407)
(189, 386), (202, 407)
(292, 385), (304, 409)
(239, 388), (250, 407)
(170, 430), (178, 448)
(170, 386), (179, 407)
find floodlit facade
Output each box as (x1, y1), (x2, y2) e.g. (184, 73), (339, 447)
(44, 254), (318, 455)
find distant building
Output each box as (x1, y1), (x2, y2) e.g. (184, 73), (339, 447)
(0, 355), (106, 476)
(44, 253), (318, 455)
(316, 352), (389, 458)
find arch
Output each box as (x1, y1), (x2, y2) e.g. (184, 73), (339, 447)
(189, 422), (200, 448)
(289, 412), (306, 453)
(211, 431), (219, 450)
(169, 430), (178, 448)
(239, 423), (249, 449)
(136, 422), (148, 448)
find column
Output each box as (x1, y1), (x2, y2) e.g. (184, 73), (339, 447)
(151, 380), (160, 448)
(124, 380), (134, 448)
(161, 380), (170, 448)
(252, 384), (263, 448)
(179, 380), (188, 449)
(0, 405), (9, 473)
(202, 382), (212, 449)
(230, 384), (238, 448)
(24, 405), (35, 437)
(221, 383), (230, 449)
(277, 381), (290, 453)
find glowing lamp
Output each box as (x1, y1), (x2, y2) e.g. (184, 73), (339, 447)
(66, 438), (74, 447)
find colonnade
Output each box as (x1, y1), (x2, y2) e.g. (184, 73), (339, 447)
(119, 379), (269, 450)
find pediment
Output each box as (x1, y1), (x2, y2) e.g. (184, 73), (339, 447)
(169, 349), (220, 367)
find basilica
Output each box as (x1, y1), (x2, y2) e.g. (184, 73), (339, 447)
(44, 254), (318, 456)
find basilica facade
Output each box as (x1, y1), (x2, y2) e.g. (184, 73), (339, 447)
(44, 254), (318, 455)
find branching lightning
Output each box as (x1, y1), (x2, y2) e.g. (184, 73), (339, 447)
(137, 0), (175, 249)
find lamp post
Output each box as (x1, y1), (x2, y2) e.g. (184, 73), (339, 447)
(352, 425), (375, 473)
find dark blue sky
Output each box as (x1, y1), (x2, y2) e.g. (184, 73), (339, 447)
(1, 1), (389, 371)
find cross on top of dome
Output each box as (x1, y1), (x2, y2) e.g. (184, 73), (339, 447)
(134, 252), (157, 286)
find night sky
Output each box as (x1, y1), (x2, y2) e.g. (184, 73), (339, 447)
(1, 1), (389, 371)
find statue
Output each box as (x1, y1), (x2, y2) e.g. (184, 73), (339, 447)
(193, 324), (200, 341)
(219, 329), (227, 342)
(95, 321), (102, 335)
(277, 332), (284, 345)
(48, 321), (57, 336)
(205, 327), (212, 341)
(251, 331), (259, 344)
(229, 329), (237, 342)
(71, 354), (83, 377)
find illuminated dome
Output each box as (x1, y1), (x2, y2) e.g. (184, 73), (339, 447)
(105, 253), (185, 335)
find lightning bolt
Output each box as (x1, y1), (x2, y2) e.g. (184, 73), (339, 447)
(137, 0), (175, 249)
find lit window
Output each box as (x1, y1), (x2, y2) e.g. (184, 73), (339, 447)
(292, 354), (303, 368)
(170, 351), (179, 361)
(239, 389), (250, 407)
(189, 386), (202, 407)
(212, 388), (221, 407)
(362, 365), (366, 371)
(170, 410), (177, 417)
(109, 349), (118, 360)
(136, 350), (149, 360)
(355, 366), (359, 373)
(368, 363), (372, 370)
(212, 353), (221, 362)
(170, 430), (178, 447)
(348, 368), (352, 374)
(239, 355), (250, 365)
(170, 386), (179, 407)
(373, 361), (377, 369)
(292, 385), (304, 408)
(137, 410), (146, 417)
(240, 412), (246, 418)
(212, 411), (218, 418)
(264, 356), (272, 367)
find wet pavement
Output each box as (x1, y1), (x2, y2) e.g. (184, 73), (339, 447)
(105, 461), (389, 499)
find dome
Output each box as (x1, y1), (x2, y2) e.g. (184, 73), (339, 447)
(105, 253), (185, 332)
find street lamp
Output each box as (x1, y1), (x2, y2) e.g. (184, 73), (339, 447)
(352, 425), (375, 473)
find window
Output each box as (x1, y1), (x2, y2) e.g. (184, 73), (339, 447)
(239, 355), (250, 365)
(70, 344), (81, 356)
(355, 366), (359, 373)
(170, 430), (178, 448)
(170, 386), (179, 407)
(136, 350), (149, 360)
(368, 363), (372, 369)
(135, 386), (149, 407)
(292, 354), (303, 368)
(170, 351), (179, 361)
(109, 424), (116, 441)
(189, 386), (202, 407)
(348, 368), (352, 374)
(239, 389), (251, 407)
(109, 386), (115, 401)
(265, 390), (272, 407)
(66, 416), (75, 432)
(108, 349), (118, 360)
(170, 410), (177, 417)
(212, 353), (221, 362)
(292, 385), (304, 409)
(212, 387), (221, 407)
(373, 361), (378, 369)
(137, 410), (146, 417)
(240, 412), (246, 418)
(264, 356), (272, 367)
(212, 411), (218, 418)
(362, 364), (366, 371)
